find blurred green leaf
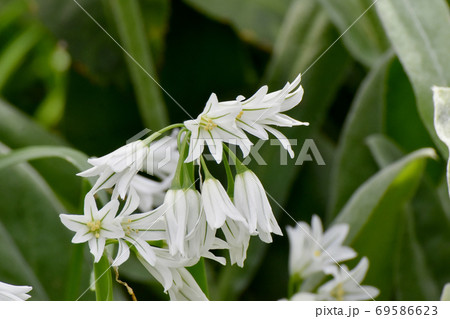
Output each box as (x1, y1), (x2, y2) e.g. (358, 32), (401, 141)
(107, 0), (169, 130)
(94, 254), (113, 301)
(0, 26), (42, 91)
(317, 0), (389, 67)
(375, 0), (450, 155)
(334, 148), (437, 299)
(367, 134), (440, 300)
(328, 52), (393, 218)
(263, 0), (331, 87)
(0, 143), (92, 300)
(183, 0), (291, 50)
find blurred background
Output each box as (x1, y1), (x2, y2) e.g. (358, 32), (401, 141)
(0, 0), (449, 301)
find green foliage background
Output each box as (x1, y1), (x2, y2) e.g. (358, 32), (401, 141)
(0, 0), (449, 301)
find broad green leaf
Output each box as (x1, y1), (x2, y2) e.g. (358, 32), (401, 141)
(107, 0), (169, 130)
(328, 52), (393, 218)
(216, 17), (352, 300)
(0, 143), (93, 300)
(366, 134), (404, 169)
(334, 148), (437, 299)
(317, 0), (389, 67)
(433, 86), (450, 196)
(375, 0), (450, 155)
(366, 134), (440, 300)
(183, 0), (291, 50)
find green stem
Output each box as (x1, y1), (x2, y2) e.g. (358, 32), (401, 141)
(223, 144), (248, 174)
(187, 258), (209, 298)
(288, 274), (303, 299)
(199, 156), (213, 179)
(222, 153), (235, 197)
(107, 0), (169, 130)
(94, 254), (114, 301)
(142, 123), (185, 145)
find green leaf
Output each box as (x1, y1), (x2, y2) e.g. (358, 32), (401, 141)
(375, 0), (450, 155)
(107, 0), (169, 130)
(328, 52), (393, 218)
(0, 26), (42, 91)
(263, 0), (332, 86)
(183, 0), (291, 50)
(333, 148), (437, 299)
(0, 143), (92, 300)
(94, 254), (113, 301)
(317, 0), (389, 67)
(366, 134), (440, 300)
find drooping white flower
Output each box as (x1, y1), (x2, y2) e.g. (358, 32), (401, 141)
(137, 252), (208, 301)
(287, 215), (356, 279)
(184, 93), (252, 163)
(112, 189), (166, 267)
(129, 174), (170, 212)
(234, 169), (282, 243)
(161, 188), (200, 256)
(201, 177), (247, 229)
(317, 257), (379, 301)
(78, 140), (149, 199)
(0, 281), (32, 301)
(221, 218), (250, 267)
(60, 194), (124, 262)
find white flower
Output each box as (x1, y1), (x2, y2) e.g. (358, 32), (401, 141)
(137, 252), (208, 301)
(201, 177), (247, 229)
(78, 140), (149, 199)
(60, 194), (124, 262)
(0, 281), (32, 301)
(113, 189), (166, 267)
(289, 292), (318, 301)
(184, 93), (252, 163)
(231, 74), (308, 158)
(287, 215), (356, 279)
(234, 169), (282, 243)
(162, 188), (201, 256)
(317, 257), (379, 301)
(130, 133), (179, 211)
(221, 218), (250, 267)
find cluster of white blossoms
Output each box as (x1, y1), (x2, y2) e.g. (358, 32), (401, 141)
(0, 281), (32, 301)
(60, 75), (307, 300)
(286, 215), (379, 301)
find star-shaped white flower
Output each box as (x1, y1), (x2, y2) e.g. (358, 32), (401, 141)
(184, 93), (252, 163)
(0, 281), (32, 301)
(287, 215), (356, 279)
(221, 218), (250, 267)
(113, 189), (166, 267)
(317, 257), (379, 301)
(60, 194), (124, 262)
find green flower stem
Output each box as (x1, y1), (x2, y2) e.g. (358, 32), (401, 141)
(142, 123), (185, 145)
(171, 132), (193, 189)
(94, 254), (114, 301)
(287, 274), (303, 299)
(223, 144), (248, 174)
(187, 258), (209, 298)
(107, 0), (169, 130)
(222, 153), (234, 197)
(199, 156), (213, 179)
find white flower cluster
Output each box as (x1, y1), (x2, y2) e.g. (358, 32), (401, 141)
(0, 281), (32, 301)
(60, 75), (307, 300)
(286, 215), (379, 301)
